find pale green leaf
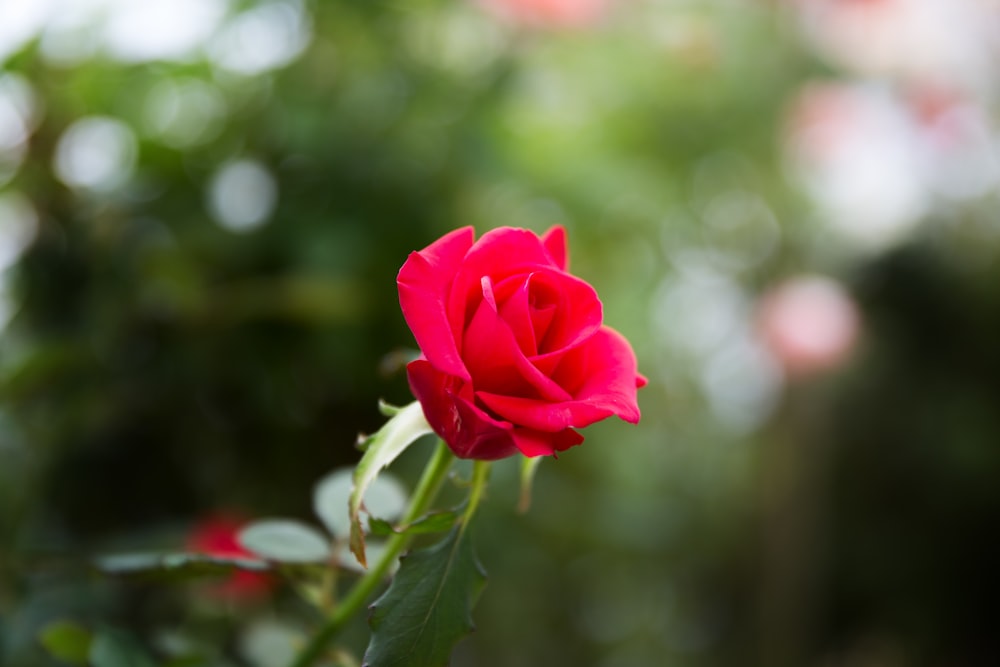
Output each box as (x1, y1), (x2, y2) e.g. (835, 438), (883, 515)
(238, 519), (331, 563)
(314, 467), (407, 539)
(349, 401), (432, 567)
(238, 619), (304, 667)
(378, 399), (402, 417)
(96, 552), (269, 579)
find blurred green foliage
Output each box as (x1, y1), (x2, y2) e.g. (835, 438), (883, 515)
(2, 1), (1000, 666)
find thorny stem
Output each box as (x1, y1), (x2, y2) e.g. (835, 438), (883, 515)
(289, 438), (455, 667)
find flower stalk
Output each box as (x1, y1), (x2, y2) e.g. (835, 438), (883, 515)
(289, 438), (455, 667)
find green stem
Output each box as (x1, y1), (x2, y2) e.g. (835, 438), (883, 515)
(460, 461), (491, 535)
(289, 439), (455, 667)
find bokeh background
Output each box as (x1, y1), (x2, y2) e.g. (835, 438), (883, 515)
(3, 0), (1000, 665)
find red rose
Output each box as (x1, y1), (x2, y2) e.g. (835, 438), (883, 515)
(398, 226), (644, 460)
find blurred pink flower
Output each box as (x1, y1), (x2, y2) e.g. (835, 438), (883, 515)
(756, 276), (860, 378)
(186, 514), (273, 600)
(478, 0), (609, 28)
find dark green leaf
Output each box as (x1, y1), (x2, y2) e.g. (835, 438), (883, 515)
(367, 511), (458, 537)
(363, 526), (487, 667)
(89, 629), (157, 667)
(39, 621), (92, 665)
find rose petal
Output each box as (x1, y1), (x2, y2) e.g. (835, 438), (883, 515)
(527, 270), (602, 358)
(495, 275), (538, 356)
(541, 225), (568, 271)
(446, 228), (559, 335)
(474, 391), (616, 432)
(553, 326), (642, 424)
(407, 359), (519, 460)
(462, 284), (573, 402)
(511, 427), (584, 458)
(398, 227), (476, 381)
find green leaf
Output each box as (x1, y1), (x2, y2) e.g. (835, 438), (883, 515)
(39, 621), (92, 665)
(314, 467), (407, 539)
(367, 511), (458, 537)
(89, 628), (156, 667)
(349, 401), (432, 567)
(363, 526), (487, 667)
(518, 456), (543, 513)
(96, 552), (269, 580)
(378, 399), (402, 417)
(238, 519), (332, 563)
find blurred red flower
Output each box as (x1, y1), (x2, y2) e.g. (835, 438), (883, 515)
(186, 514), (274, 600)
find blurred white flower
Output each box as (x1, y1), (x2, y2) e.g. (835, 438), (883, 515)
(791, 0), (1000, 99)
(785, 79), (1000, 251)
(785, 81), (929, 252)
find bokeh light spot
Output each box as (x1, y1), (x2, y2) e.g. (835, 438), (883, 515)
(208, 0), (311, 75)
(53, 116), (137, 192)
(208, 159), (278, 233)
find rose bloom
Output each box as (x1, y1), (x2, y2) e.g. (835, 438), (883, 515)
(186, 514), (273, 600)
(398, 225), (644, 460)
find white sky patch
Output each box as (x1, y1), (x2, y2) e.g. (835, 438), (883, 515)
(208, 159), (278, 233)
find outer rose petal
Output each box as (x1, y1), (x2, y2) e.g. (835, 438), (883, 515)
(398, 227), (475, 382)
(511, 426), (584, 457)
(474, 391), (615, 432)
(407, 359), (519, 460)
(554, 326), (642, 424)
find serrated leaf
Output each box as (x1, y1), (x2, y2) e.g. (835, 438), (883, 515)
(367, 511), (458, 537)
(518, 456), (543, 513)
(238, 520), (332, 563)
(96, 552), (269, 580)
(39, 621), (91, 665)
(363, 526), (486, 667)
(314, 467), (408, 539)
(349, 401), (433, 567)
(89, 628), (157, 667)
